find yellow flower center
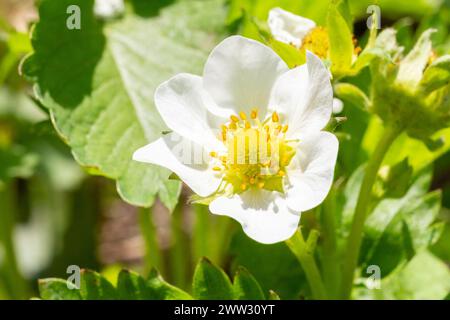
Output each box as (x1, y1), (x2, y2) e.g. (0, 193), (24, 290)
(211, 109), (296, 194)
(300, 26), (329, 59)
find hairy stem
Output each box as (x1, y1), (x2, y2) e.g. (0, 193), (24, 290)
(320, 187), (340, 298)
(0, 182), (28, 299)
(340, 124), (400, 299)
(138, 207), (162, 273)
(287, 229), (327, 300)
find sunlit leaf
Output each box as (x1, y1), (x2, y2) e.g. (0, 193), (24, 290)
(38, 278), (82, 300)
(80, 269), (118, 300)
(192, 258), (234, 300)
(327, 2), (354, 77)
(22, 0), (227, 207)
(229, 230), (307, 299)
(233, 266), (265, 300)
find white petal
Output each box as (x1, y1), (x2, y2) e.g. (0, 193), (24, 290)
(286, 131), (339, 212)
(270, 51), (333, 139)
(203, 36), (288, 117)
(133, 133), (221, 197)
(155, 73), (224, 151)
(209, 189), (300, 244)
(269, 64), (309, 121)
(268, 7), (316, 48)
(332, 98), (344, 114)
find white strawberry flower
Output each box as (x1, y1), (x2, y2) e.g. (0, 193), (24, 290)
(133, 36), (338, 244)
(269, 8), (345, 114)
(268, 7), (317, 49)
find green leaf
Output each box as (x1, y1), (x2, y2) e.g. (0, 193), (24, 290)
(350, 18), (399, 74)
(229, 230), (307, 299)
(39, 268), (192, 300)
(363, 118), (450, 174)
(361, 172), (443, 276)
(419, 55), (450, 95)
(247, 16), (305, 68)
(396, 29), (435, 89)
(341, 164), (366, 229)
(342, 165), (436, 251)
(117, 269), (192, 300)
(233, 267), (265, 300)
(157, 180), (182, 213)
(38, 278), (82, 300)
(324, 116), (347, 132)
(146, 269), (193, 300)
(357, 251), (450, 300)
(334, 83), (370, 111)
(336, 0), (353, 32)
(351, 47), (390, 75)
(432, 221), (450, 262)
(327, 2), (354, 77)
(79, 270), (118, 300)
(268, 290), (281, 300)
(382, 251), (450, 300)
(22, 0), (227, 207)
(116, 270), (148, 300)
(267, 39), (306, 68)
(378, 158), (413, 199)
(192, 258), (234, 300)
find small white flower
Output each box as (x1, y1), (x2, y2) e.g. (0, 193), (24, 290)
(268, 7), (316, 49)
(269, 8), (345, 113)
(133, 36), (338, 244)
(94, 0), (125, 19)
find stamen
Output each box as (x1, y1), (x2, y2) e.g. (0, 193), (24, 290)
(272, 112), (279, 122)
(230, 115), (239, 123)
(213, 107), (295, 194)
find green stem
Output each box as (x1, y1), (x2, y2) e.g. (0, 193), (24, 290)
(138, 207), (162, 274)
(169, 205), (190, 290)
(340, 124), (400, 299)
(320, 187), (340, 298)
(192, 204), (210, 263)
(286, 229), (327, 300)
(0, 182), (28, 299)
(193, 205), (235, 267)
(215, 216), (235, 266)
